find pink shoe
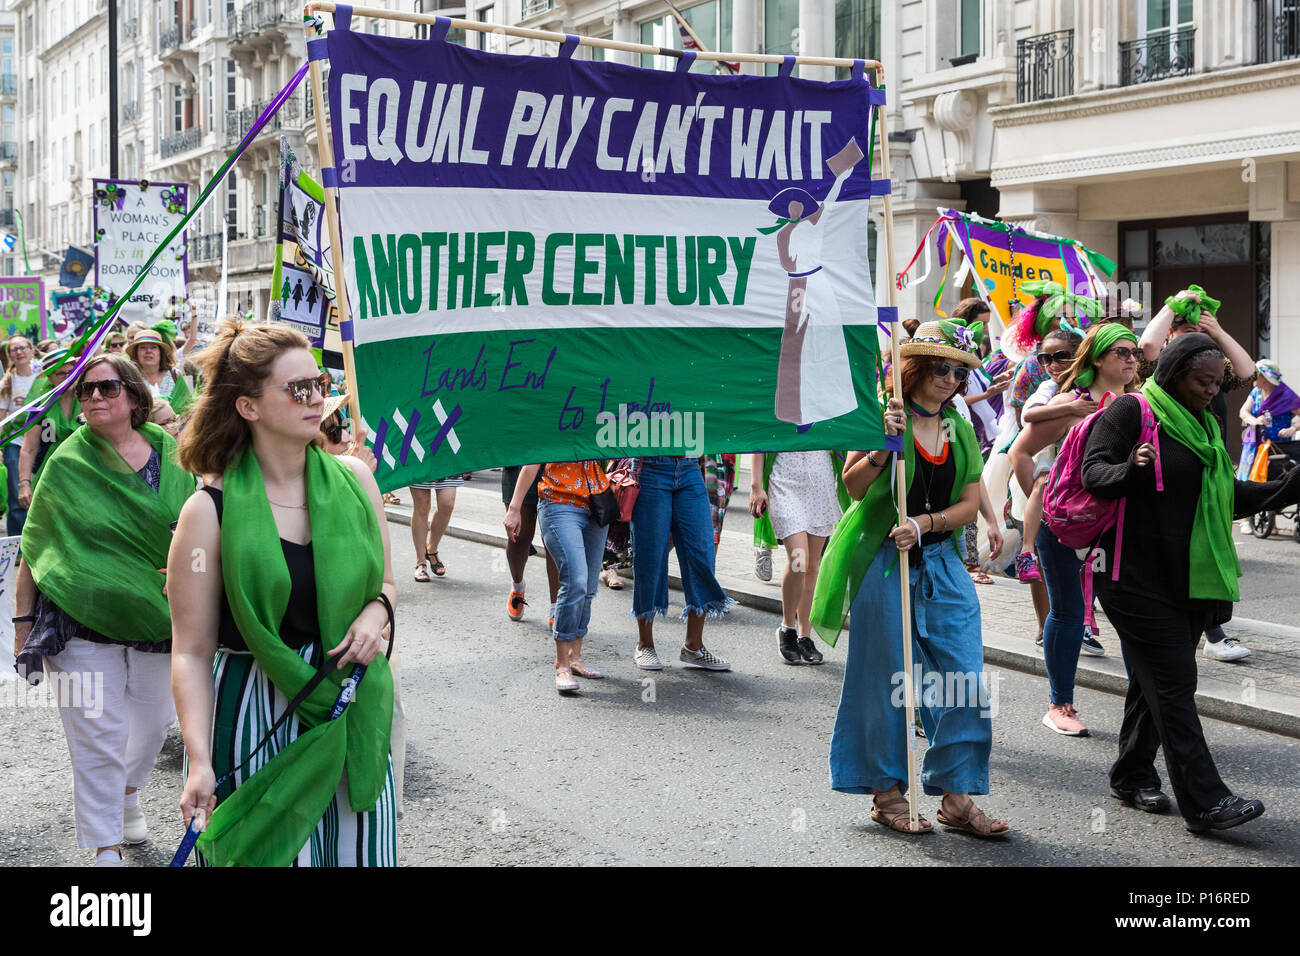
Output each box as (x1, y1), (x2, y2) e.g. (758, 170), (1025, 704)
(1042, 703), (1088, 736)
(1015, 552), (1043, 583)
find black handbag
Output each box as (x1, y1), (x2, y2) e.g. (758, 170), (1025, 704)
(585, 467), (620, 527)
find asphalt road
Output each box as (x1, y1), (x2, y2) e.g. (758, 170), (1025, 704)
(2, 531), (1297, 867)
(1234, 513), (1300, 626)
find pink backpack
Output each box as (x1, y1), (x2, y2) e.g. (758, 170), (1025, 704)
(1042, 393), (1162, 603)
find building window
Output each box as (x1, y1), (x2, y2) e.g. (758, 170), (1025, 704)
(172, 84), (183, 133)
(61, 71), (67, 111)
(88, 52), (95, 98)
(762, 0), (798, 75)
(835, 0), (881, 78)
(959, 0), (980, 58)
(90, 124), (97, 167)
(641, 0), (733, 72)
(203, 64), (213, 133)
(477, 5), (496, 52)
(225, 60), (236, 113)
(226, 173), (237, 237)
(75, 63), (81, 104)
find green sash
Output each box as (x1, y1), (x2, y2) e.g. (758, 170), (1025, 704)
(1142, 380), (1240, 600)
(166, 370), (196, 417)
(21, 423), (192, 643)
(197, 445), (392, 867)
(753, 451), (850, 548)
(810, 407), (982, 647)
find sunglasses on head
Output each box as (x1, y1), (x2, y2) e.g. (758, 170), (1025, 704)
(932, 363), (971, 382)
(1103, 346), (1140, 362)
(76, 378), (125, 400)
(1036, 349), (1074, 367)
(281, 372), (334, 405)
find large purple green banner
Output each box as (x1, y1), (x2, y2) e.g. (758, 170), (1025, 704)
(324, 16), (886, 488)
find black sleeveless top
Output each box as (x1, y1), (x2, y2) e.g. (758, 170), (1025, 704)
(202, 486), (320, 651)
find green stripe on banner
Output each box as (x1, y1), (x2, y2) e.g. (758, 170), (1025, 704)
(357, 324), (884, 491)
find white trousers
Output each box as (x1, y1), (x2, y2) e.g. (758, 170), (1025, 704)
(46, 637), (175, 849)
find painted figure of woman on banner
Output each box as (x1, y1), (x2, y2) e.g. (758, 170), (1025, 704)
(766, 139), (865, 429)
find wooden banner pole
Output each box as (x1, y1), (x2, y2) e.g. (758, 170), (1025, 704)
(303, 19), (362, 431)
(873, 66), (922, 833)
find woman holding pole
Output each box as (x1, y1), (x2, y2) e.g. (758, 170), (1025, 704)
(813, 321), (1008, 837)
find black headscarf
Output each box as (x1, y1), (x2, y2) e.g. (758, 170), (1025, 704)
(1154, 332), (1223, 390)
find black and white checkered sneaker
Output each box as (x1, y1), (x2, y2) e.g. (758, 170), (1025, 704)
(679, 645), (731, 671)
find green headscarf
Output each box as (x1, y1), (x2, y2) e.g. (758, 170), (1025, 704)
(197, 445), (392, 867)
(753, 451), (850, 548)
(1142, 339), (1240, 601)
(809, 407), (982, 646)
(1074, 324), (1139, 389)
(21, 423), (193, 643)
(1165, 284), (1220, 326)
(1020, 279), (1104, 330)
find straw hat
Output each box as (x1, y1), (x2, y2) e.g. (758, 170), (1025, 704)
(899, 320), (981, 369)
(126, 329), (176, 365)
(322, 392), (349, 421)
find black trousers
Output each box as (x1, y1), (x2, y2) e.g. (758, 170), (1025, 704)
(1097, 588), (1232, 821)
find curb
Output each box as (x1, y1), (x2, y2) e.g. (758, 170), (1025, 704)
(387, 506), (1300, 740)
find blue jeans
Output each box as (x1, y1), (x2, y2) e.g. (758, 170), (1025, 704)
(4, 442), (26, 535)
(538, 500), (608, 642)
(830, 539), (992, 797)
(1036, 525), (1084, 705)
(630, 456), (733, 621)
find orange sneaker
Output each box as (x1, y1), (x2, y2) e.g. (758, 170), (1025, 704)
(507, 589), (527, 622)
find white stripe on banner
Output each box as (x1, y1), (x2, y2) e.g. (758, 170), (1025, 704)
(340, 187), (875, 345)
(361, 416), (397, 470)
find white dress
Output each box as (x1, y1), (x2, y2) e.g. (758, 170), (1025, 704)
(768, 451), (843, 539)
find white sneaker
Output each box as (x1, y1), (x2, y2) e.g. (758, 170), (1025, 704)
(634, 646), (665, 670)
(1238, 521), (1252, 535)
(754, 547), (773, 582)
(94, 850), (125, 867)
(1203, 637), (1252, 662)
(679, 645), (731, 671)
(122, 804), (147, 845)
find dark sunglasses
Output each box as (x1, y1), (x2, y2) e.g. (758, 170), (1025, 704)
(1103, 346), (1140, 362)
(281, 372), (334, 405)
(1036, 349), (1074, 367)
(933, 363), (971, 382)
(106, 340), (126, 350)
(323, 418), (351, 443)
(76, 378), (125, 400)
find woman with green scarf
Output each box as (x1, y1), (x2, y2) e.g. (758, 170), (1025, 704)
(16, 348), (81, 508)
(1081, 332), (1300, 833)
(814, 321), (1009, 837)
(13, 355), (194, 866)
(168, 320), (398, 866)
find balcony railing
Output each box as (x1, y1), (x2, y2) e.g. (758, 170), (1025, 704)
(224, 97), (301, 145)
(1016, 29), (1074, 103)
(121, 17), (139, 40)
(0, 74), (15, 96)
(1256, 0), (1300, 63)
(122, 100), (139, 122)
(189, 232), (225, 262)
(522, 0), (554, 18)
(160, 127), (201, 159)
(1120, 26), (1195, 86)
(0, 141), (18, 162)
(159, 23), (181, 54)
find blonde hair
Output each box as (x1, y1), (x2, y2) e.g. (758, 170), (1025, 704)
(177, 318), (312, 475)
(0, 336), (34, 402)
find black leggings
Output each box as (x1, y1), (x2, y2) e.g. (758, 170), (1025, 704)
(1098, 588), (1232, 821)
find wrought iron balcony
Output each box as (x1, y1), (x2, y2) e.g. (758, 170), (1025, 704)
(1256, 0), (1300, 63)
(1120, 26), (1195, 86)
(189, 232), (225, 262)
(159, 23), (182, 54)
(522, 0), (554, 18)
(121, 17), (139, 40)
(225, 97), (302, 145)
(1016, 29), (1074, 103)
(161, 127), (201, 159)
(122, 100), (139, 123)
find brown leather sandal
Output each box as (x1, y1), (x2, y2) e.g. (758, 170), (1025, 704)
(870, 793), (933, 834)
(937, 796), (1010, 838)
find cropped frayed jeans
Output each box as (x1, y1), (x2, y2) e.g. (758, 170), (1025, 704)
(630, 457), (734, 622)
(538, 500), (608, 641)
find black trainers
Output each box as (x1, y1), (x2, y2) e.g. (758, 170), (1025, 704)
(796, 636), (824, 665)
(778, 626), (802, 664)
(1081, 633), (1105, 656)
(1186, 795), (1265, 834)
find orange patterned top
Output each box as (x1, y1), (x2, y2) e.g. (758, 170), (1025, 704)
(539, 460), (611, 509)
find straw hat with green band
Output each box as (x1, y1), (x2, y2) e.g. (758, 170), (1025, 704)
(126, 328), (176, 365)
(899, 320), (982, 369)
(1073, 324), (1139, 389)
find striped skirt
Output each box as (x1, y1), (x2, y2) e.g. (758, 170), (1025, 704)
(198, 645), (399, 867)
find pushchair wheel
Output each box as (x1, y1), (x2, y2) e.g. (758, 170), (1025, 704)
(1251, 511), (1275, 539)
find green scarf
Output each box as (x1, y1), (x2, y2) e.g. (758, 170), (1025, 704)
(1020, 279), (1103, 327)
(810, 407), (982, 646)
(1165, 284), (1220, 326)
(1074, 325), (1138, 388)
(1142, 380), (1240, 600)
(197, 445), (392, 867)
(21, 423), (192, 643)
(166, 370), (196, 416)
(753, 451), (851, 548)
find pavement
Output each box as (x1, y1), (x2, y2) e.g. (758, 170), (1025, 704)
(388, 464), (1300, 740)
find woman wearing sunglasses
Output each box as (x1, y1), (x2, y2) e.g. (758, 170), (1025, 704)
(16, 348), (81, 509)
(1011, 322), (1140, 737)
(168, 320), (398, 866)
(814, 321), (1009, 837)
(12, 355), (194, 866)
